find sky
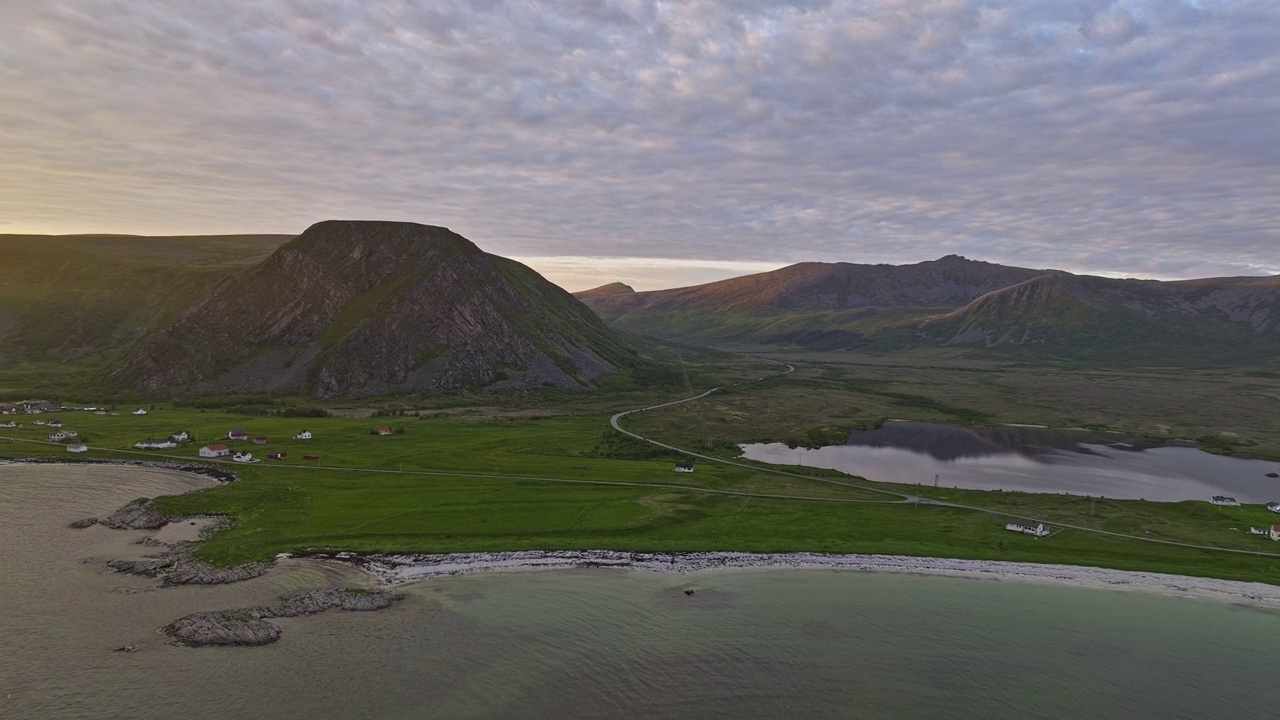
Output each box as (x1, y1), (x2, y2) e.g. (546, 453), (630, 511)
(2, 1), (1277, 291)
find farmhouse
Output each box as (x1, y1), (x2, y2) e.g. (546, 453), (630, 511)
(171, 431), (190, 442)
(46, 418), (63, 427)
(227, 429), (249, 441)
(233, 451), (254, 463)
(132, 408), (148, 415)
(267, 452), (286, 460)
(135, 438), (176, 450)
(374, 426), (394, 436)
(295, 430), (312, 440)
(1210, 496), (1240, 506)
(199, 444), (231, 458)
(0, 421), (17, 428)
(1005, 522), (1051, 537)
(1266, 502), (1280, 514)
(1272, 525), (1280, 542)
(673, 461), (695, 473)
(47, 430), (78, 442)
(67, 444), (88, 453)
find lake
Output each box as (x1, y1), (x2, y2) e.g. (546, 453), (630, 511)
(5, 462), (1280, 719)
(740, 421), (1280, 502)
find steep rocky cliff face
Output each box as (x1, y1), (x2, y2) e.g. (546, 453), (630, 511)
(110, 221), (637, 397)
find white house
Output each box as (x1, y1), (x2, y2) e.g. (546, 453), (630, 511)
(1266, 502), (1280, 514)
(67, 444), (88, 453)
(47, 430), (77, 442)
(171, 431), (190, 442)
(233, 451), (254, 463)
(1005, 522), (1051, 537)
(295, 430), (312, 440)
(673, 461), (695, 473)
(227, 429), (249, 441)
(1210, 496), (1241, 506)
(1271, 524), (1280, 542)
(199, 443), (230, 458)
(132, 408), (148, 416)
(0, 421), (17, 428)
(135, 438), (177, 450)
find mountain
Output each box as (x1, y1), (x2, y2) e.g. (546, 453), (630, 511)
(108, 221), (639, 397)
(576, 258), (1280, 364)
(0, 234), (289, 368)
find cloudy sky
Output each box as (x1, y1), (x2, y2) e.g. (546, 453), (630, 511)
(2, 1), (1277, 290)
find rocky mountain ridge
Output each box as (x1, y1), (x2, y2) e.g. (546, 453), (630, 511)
(109, 220), (639, 397)
(577, 258), (1280, 363)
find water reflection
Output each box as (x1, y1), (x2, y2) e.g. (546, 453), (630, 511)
(741, 422), (1280, 503)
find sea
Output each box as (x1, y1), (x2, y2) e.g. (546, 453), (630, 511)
(3, 463), (1279, 720)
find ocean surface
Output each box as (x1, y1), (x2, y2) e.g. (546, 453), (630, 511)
(741, 421), (1280, 502)
(3, 463), (1280, 720)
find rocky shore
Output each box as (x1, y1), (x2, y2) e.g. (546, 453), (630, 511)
(106, 544), (273, 585)
(10, 456), (238, 483)
(161, 588), (404, 646)
(338, 549), (1280, 607)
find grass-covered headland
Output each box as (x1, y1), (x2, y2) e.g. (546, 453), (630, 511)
(5, 375), (1280, 587)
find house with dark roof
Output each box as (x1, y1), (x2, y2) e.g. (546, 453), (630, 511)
(1210, 495), (1240, 506)
(673, 460), (694, 473)
(227, 429), (249, 441)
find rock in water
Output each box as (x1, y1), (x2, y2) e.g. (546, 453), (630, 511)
(68, 517), (98, 529)
(162, 611), (283, 647)
(161, 588), (403, 647)
(101, 498), (168, 530)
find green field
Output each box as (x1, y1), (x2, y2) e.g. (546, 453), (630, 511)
(5, 387), (1280, 586)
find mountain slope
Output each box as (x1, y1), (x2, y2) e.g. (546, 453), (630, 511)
(576, 259), (1280, 364)
(0, 234), (289, 366)
(109, 221), (638, 397)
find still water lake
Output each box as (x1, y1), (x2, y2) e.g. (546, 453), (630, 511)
(5, 463), (1280, 719)
(741, 421), (1280, 503)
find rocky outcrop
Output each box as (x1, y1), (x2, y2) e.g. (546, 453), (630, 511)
(161, 588), (403, 647)
(105, 545), (272, 585)
(68, 517), (98, 529)
(109, 220), (639, 398)
(101, 498), (169, 530)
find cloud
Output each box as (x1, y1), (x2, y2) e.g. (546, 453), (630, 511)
(1, 0), (1277, 285)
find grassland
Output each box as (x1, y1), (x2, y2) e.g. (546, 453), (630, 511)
(5, 377), (1280, 586)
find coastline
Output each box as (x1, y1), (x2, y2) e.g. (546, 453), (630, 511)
(340, 549), (1280, 608)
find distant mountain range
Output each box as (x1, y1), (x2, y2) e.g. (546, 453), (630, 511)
(576, 256), (1280, 364)
(107, 221), (639, 397)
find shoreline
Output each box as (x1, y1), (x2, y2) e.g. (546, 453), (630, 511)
(336, 549), (1280, 607)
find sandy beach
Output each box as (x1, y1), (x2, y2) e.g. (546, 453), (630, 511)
(341, 549), (1280, 608)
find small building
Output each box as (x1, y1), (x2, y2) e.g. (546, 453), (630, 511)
(252, 435), (268, 445)
(1249, 526), (1268, 535)
(1272, 524), (1280, 542)
(374, 426), (394, 436)
(67, 444), (88, 453)
(0, 421), (17, 428)
(46, 418), (63, 427)
(199, 444), (231, 458)
(171, 431), (190, 442)
(135, 438), (176, 450)
(1266, 502), (1280, 514)
(303, 454), (319, 461)
(1210, 495), (1240, 506)
(233, 451), (253, 463)
(673, 461), (695, 473)
(227, 429), (249, 441)
(48, 430), (77, 443)
(295, 430), (312, 440)
(132, 408), (148, 415)
(267, 452), (286, 460)
(1005, 522), (1050, 538)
